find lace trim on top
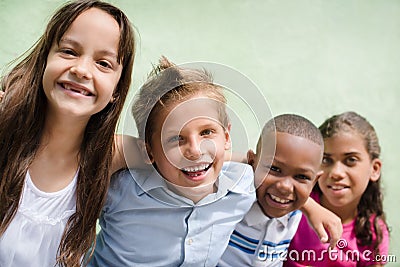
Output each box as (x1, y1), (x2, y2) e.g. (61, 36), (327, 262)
(18, 170), (78, 225)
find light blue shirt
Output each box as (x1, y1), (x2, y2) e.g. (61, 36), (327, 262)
(88, 162), (255, 267)
(218, 202), (302, 267)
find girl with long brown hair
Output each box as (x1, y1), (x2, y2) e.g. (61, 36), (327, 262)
(0, 1), (135, 266)
(285, 111), (389, 266)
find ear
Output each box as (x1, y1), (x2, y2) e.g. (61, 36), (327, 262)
(313, 170), (324, 185)
(370, 158), (382, 182)
(224, 123), (232, 150)
(109, 94), (119, 103)
(247, 149), (256, 168)
(137, 139), (154, 164)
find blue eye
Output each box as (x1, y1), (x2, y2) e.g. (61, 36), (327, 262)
(201, 129), (213, 136)
(168, 135), (182, 143)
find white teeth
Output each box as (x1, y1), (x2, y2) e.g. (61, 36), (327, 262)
(270, 194), (290, 204)
(80, 89), (89, 96)
(331, 185), (346, 190)
(63, 83), (90, 96)
(182, 163), (210, 172)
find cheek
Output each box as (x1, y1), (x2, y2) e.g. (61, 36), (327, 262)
(356, 173), (371, 191)
(42, 64), (56, 89)
(256, 174), (273, 193)
(96, 72), (120, 96)
(157, 146), (182, 169)
(254, 170), (269, 189)
(296, 184), (313, 204)
(109, 71), (122, 93)
(317, 173), (329, 185)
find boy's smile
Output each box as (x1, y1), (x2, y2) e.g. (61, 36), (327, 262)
(181, 162), (213, 181)
(147, 95), (231, 189)
(251, 132), (323, 218)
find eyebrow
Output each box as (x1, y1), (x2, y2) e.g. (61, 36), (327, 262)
(273, 158), (316, 174)
(59, 37), (119, 60)
(324, 151), (362, 157)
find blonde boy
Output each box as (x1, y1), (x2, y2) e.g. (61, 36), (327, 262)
(89, 57), (255, 266)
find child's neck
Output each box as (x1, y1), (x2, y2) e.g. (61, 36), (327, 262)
(320, 195), (358, 224)
(28, 114), (86, 193)
(167, 182), (217, 204)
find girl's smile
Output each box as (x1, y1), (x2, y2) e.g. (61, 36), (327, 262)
(319, 131), (381, 222)
(42, 8), (122, 120)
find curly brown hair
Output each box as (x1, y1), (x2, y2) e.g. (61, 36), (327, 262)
(0, 1), (135, 266)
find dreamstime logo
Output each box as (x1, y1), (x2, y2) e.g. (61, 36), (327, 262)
(336, 238), (348, 249)
(286, 238), (396, 263)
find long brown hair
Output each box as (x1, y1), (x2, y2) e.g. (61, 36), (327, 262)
(0, 1), (135, 266)
(318, 111), (388, 255)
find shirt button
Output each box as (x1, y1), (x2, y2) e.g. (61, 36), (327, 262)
(187, 238), (193, 245)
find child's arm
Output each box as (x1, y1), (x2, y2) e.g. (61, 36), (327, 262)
(300, 197), (343, 249)
(112, 135), (150, 174)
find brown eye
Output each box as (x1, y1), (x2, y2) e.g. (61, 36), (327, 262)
(345, 157), (358, 166)
(267, 165), (280, 173)
(59, 48), (76, 56)
(294, 174), (311, 181)
(322, 156), (332, 166)
(97, 60), (112, 69)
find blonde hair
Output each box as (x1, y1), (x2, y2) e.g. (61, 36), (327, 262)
(132, 56), (229, 145)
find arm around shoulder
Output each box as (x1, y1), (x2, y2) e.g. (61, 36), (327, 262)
(300, 197), (343, 249)
(112, 135), (151, 174)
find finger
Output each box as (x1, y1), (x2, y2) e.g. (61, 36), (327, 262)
(313, 224), (329, 244)
(324, 223), (343, 250)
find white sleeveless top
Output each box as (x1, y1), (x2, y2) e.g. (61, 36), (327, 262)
(0, 171), (77, 267)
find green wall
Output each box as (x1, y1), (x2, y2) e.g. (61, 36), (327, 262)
(1, 0), (399, 265)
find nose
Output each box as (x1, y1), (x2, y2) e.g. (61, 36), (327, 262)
(70, 58), (92, 80)
(328, 162), (346, 180)
(182, 136), (202, 160)
(275, 176), (293, 194)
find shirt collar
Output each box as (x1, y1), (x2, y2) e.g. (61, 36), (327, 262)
(135, 169), (166, 194)
(132, 162), (251, 206)
(244, 202), (295, 228)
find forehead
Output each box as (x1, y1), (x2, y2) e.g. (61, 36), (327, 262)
(61, 8), (120, 52)
(261, 132), (322, 171)
(156, 95), (224, 130)
(324, 131), (367, 154)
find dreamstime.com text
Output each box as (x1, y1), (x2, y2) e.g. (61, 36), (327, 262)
(257, 239), (397, 264)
